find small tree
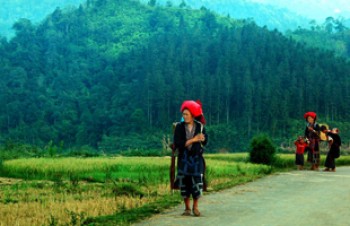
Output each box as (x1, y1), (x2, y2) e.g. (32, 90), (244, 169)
(249, 134), (276, 165)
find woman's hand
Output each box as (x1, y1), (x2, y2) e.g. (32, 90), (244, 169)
(308, 126), (315, 132)
(185, 133), (206, 147)
(194, 133), (205, 142)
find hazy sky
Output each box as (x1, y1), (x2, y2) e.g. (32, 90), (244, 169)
(249, 0), (350, 21)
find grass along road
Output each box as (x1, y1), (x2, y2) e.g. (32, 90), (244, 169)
(0, 155), (271, 225)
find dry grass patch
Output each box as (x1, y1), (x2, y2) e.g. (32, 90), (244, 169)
(0, 179), (156, 226)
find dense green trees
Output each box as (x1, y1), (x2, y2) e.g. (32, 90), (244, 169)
(141, 0), (310, 32)
(287, 17), (350, 59)
(1, 0), (350, 153)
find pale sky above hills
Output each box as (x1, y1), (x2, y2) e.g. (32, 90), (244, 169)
(248, 0), (350, 21)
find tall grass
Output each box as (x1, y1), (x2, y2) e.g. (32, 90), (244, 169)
(0, 154), (273, 225)
(1, 153), (350, 225)
(1, 157), (169, 183)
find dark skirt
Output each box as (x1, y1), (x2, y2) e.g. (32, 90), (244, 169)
(175, 149), (205, 198)
(177, 151), (204, 176)
(325, 151), (336, 169)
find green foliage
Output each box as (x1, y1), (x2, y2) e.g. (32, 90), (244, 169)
(0, 141), (43, 159)
(98, 132), (165, 154)
(2, 154), (350, 225)
(0, 0), (350, 154)
(287, 18), (350, 59)
(0, 158), (3, 174)
(142, 0), (309, 32)
(249, 134), (276, 165)
(67, 146), (101, 157)
(66, 210), (87, 226)
(206, 124), (240, 152)
(119, 149), (167, 157)
(111, 182), (145, 197)
(45, 140), (58, 157)
(272, 154), (296, 169)
(0, 157), (170, 184)
(48, 215), (58, 226)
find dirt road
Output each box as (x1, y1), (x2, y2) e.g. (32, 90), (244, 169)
(134, 167), (350, 226)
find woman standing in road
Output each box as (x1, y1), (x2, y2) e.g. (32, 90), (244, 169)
(174, 100), (208, 217)
(304, 112), (320, 170)
(322, 127), (341, 172)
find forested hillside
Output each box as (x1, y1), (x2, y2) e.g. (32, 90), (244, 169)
(287, 17), (350, 59)
(147, 1), (350, 59)
(142, 0), (309, 32)
(1, 0), (350, 153)
(1, 0), (309, 38)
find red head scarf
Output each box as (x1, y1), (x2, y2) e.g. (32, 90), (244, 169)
(180, 100), (206, 124)
(304, 112), (317, 121)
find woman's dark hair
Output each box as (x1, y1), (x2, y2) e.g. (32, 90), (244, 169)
(195, 115), (206, 124)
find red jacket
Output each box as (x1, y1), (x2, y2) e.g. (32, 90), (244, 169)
(294, 141), (308, 154)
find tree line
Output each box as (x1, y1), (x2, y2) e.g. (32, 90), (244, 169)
(287, 17), (350, 59)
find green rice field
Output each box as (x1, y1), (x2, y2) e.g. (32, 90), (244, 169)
(1, 153), (349, 225)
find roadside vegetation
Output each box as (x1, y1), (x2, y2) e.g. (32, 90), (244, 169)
(1, 153), (350, 225)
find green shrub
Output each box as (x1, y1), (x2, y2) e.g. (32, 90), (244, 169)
(249, 134), (276, 165)
(98, 133), (163, 154)
(67, 146), (101, 157)
(0, 142), (43, 159)
(0, 158), (3, 174)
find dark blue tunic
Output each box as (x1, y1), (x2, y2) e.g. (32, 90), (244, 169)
(174, 121), (208, 198)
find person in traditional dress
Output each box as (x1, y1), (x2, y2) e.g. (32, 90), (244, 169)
(321, 127), (341, 172)
(174, 100), (208, 217)
(304, 112), (320, 170)
(294, 136), (308, 170)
